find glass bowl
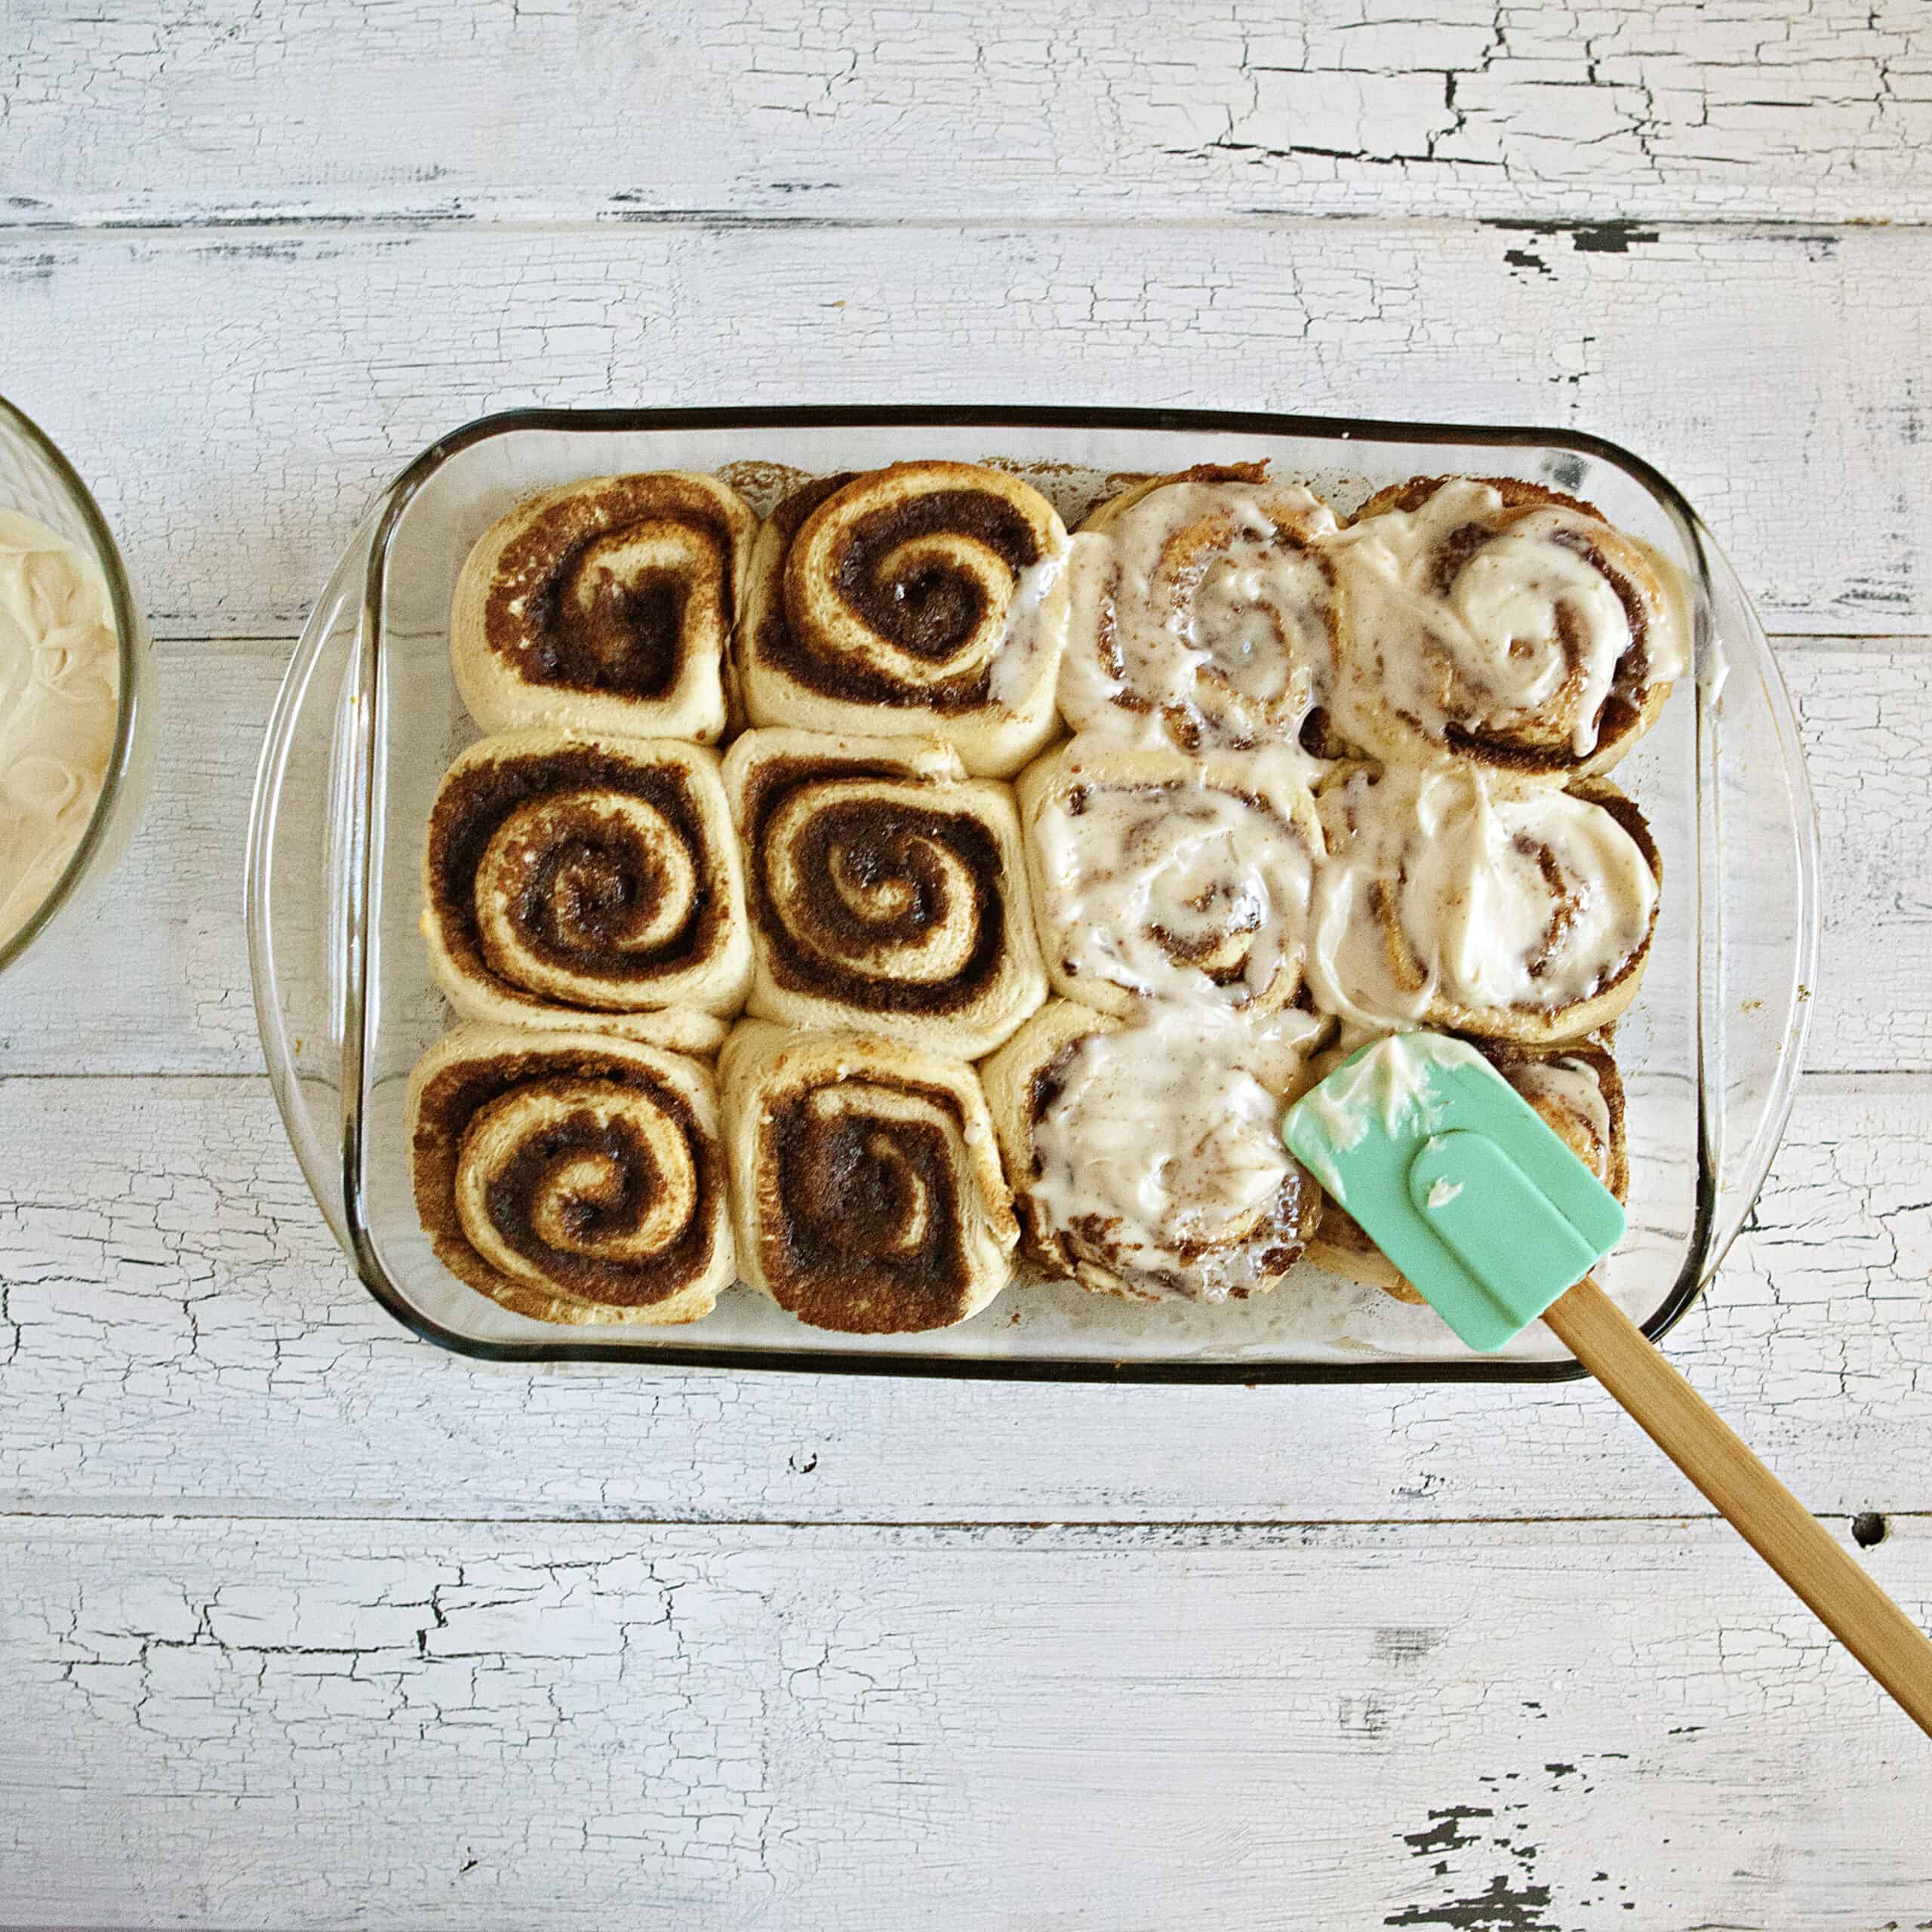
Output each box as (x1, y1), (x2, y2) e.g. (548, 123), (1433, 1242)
(0, 393), (153, 977)
(248, 406), (1820, 1380)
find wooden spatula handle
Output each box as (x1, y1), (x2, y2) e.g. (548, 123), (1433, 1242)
(1543, 1275), (1932, 1738)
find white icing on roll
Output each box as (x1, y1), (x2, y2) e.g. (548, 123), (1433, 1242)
(1026, 746), (1318, 1012)
(1506, 1054), (1612, 1145)
(1062, 479), (1338, 752)
(1327, 478), (1689, 761)
(0, 510), (120, 946)
(1029, 1004), (1329, 1302)
(1306, 764), (1657, 1032)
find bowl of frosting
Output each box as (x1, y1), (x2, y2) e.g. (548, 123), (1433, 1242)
(0, 393), (150, 975)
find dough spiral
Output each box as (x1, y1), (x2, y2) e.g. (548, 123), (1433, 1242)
(408, 1025), (736, 1326)
(741, 461), (1072, 776)
(1061, 463), (1343, 755)
(724, 727), (1047, 1057)
(981, 999), (1327, 1304)
(422, 730), (749, 1049)
(1327, 475), (1687, 777)
(1306, 762), (1660, 1044)
(718, 1021), (1017, 1334)
(1017, 738), (1323, 1019)
(451, 470), (756, 743)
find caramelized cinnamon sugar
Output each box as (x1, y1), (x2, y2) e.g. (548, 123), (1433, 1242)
(761, 1080), (973, 1331)
(428, 743), (724, 992)
(742, 753), (1007, 1013)
(771, 484), (1043, 708)
(413, 1043), (723, 1310)
(485, 475), (746, 699)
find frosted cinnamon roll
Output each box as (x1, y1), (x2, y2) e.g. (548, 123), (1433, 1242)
(451, 471), (756, 743)
(1308, 1039), (1626, 1303)
(718, 1021), (1017, 1334)
(740, 462), (1072, 777)
(1327, 476), (1688, 777)
(408, 1025), (735, 1326)
(1061, 464), (1343, 756)
(1017, 739), (1322, 1018)
(981, 999), (1328, 1304)
(423, 731), (749, 1047)
(723, 728), (1048, 1057)
(1306, 762), (1660, 1044)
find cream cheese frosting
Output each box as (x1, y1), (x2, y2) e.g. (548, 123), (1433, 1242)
(1060, 478), (1338, 752)
(1026, 1003), (1330, 1301)
(0, 510), (120, 948)
(1306, 762), (1658, 1032)
(1324, 478), (1690, 764)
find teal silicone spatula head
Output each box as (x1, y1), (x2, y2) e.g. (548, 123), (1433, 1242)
(1281, 1032), (1626, 1352)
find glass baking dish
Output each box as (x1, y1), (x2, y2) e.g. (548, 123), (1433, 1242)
(246, 406), (1819, 1380)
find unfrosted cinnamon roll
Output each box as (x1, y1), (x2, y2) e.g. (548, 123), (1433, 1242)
(1326, 476), (1688, 777)
(408, 1024), (735, 1326)
(1307, 1038), (1627, 1303)
(981, 999), (1327, 1304)
(740, 462), (1072, 777)
(1306, 762), (1660, 1044)
(723, 727), (1048, 1057)
(1061, 463), (1343, 756)
(451, 471), (756, 743)
(718, 1020), (1017, 1334)
(423, 731), (749, 1048)
(1017, 738), (1323, 1019)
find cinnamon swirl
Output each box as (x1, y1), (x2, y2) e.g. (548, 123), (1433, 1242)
(741, 462), (1072, 777)
(423, 730), (750, 1045)
(1017, 738), (1323, 1019)
(981, 999), (1328, 1304)
(1307, 1039), (1627, 1302)
(1327, 476), (1688, 777)
(451, 471), (756, 743)
(718, 1020), (1017, 1334)
(1306, 762), (1660, 1044)
(408, 1024), (736, 1326)
(1061, 464), (1343, 756)
(724, 727), (1048, 1057)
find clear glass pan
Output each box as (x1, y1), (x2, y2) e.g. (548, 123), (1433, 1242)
(246, 407), (1819, 1381)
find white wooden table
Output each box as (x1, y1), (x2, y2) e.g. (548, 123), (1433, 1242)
(3, 6), (1930, 1925)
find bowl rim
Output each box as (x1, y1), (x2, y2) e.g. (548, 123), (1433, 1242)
(0, 391), (146, 974)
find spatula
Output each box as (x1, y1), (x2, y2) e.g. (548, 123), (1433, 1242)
(1281, 1031), (1932, 1737)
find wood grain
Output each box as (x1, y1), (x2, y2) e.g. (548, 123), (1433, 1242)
(3, 1514), (1927, 1929)
(5, 0), (1928, 226)
(1, 223), (1927, 635)
(0, 1074), (1923, 1525)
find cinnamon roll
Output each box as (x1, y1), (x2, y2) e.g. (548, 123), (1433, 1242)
(1308, 1039), (1627, 1303)
(718, 1020), (1017, 1334)
(1327, 476), (1689, 777)
(451, 471), (757, 743)
(981, 998), (1328, 1304)
(723, 727), (1048, 1057)
(1306, 762), (1660, 1044)
(423, 730), (750, 1046)
(1061, 463), (1343, 756)
(408, 1024), (735, 1326)
(740, 461), (1072, 777)
(1017, 738), (1322, 1019)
